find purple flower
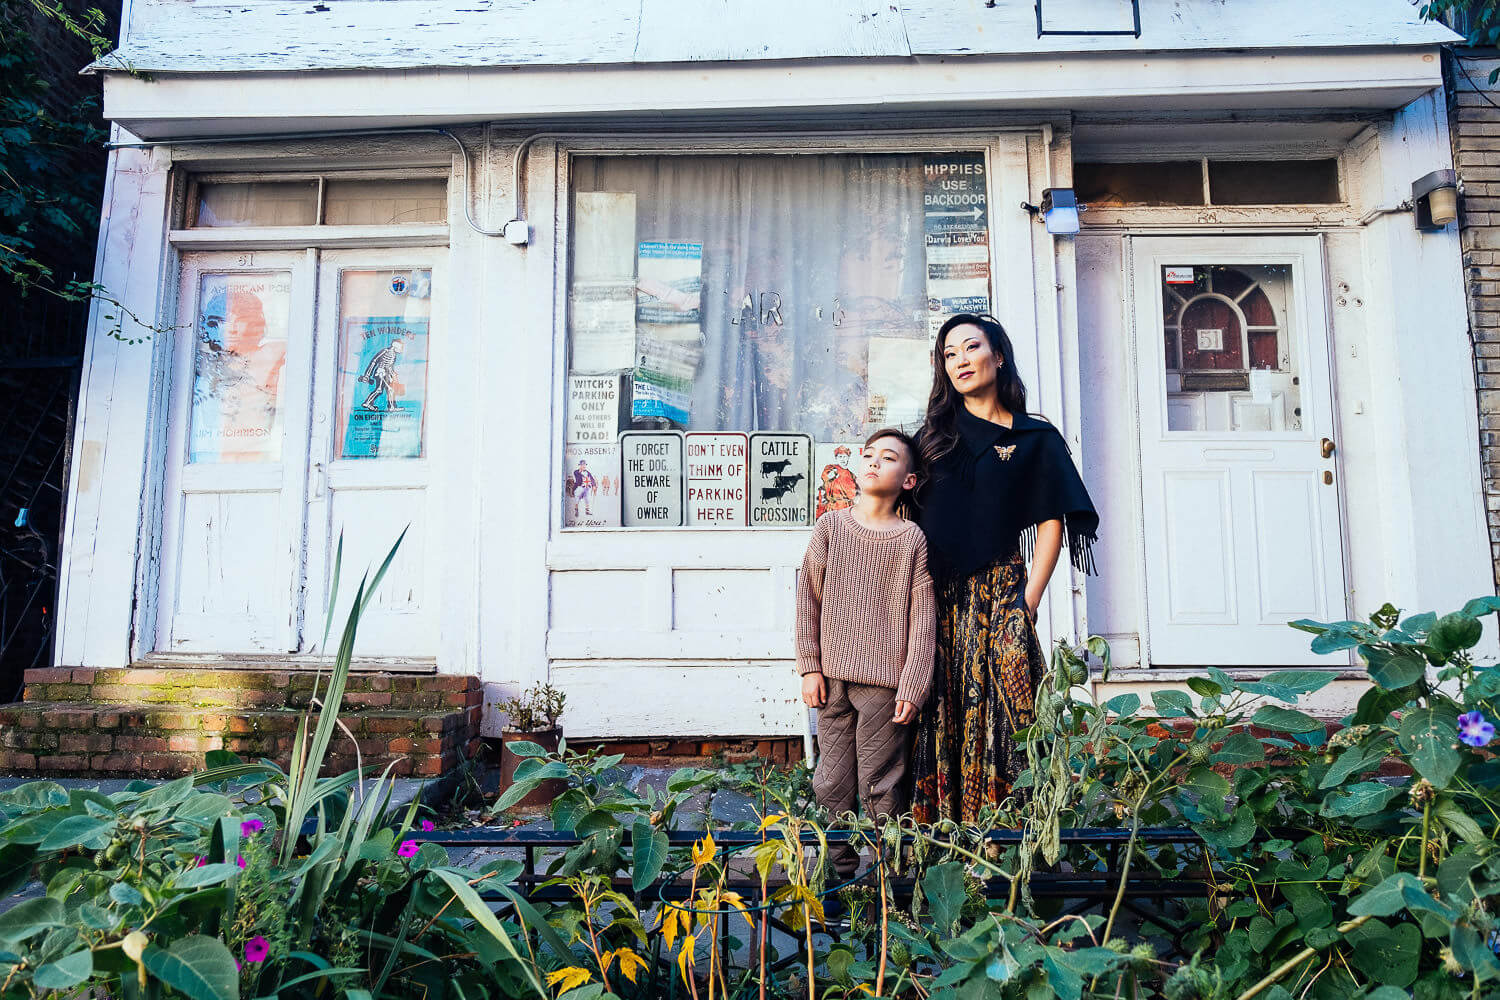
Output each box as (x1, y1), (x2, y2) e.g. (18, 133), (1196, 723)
(1459, 711), (1495, 748)
(235, 855), (246, 869)
(396, 840), (419, 859)
(420, 820), (435, 833)
(243, 936), (270, 964)
(194, 856), (207, 868)
(240, 818), (264, 836)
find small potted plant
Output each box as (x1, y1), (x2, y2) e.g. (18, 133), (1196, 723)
(493, 682), (567, 808)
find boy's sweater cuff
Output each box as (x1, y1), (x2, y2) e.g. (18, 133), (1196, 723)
(895, 676), (930, 708)
(796, 656), (823, 676)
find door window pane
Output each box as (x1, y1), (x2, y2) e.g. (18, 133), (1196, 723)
(334, 269), (431, 459)
(194, 182), (318, 227)
(323, 179), (448, 225)
(188, 272), (293, 462)
(564, 152), (993, 528)
(1160, 264), (1300, 433)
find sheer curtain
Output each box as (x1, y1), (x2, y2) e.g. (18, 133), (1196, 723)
(571, 154), (930, 443)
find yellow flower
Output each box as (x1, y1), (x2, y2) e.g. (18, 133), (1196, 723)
(610, 947), (649, 984)
(545, 967), (592, 994)
(691, 832), (717, 868)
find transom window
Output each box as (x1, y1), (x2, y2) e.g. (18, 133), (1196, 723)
(188, 176), (448, 228)
(1075, 158), (1341, 208)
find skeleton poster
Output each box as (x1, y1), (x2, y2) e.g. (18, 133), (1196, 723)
(188, 271), (293, 464)
(814, 442), (862, 521)
(337, 316), (429, 459)
(749, 433), (812, 527)
(562, 443), (622, 528)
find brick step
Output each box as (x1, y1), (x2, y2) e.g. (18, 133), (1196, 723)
(22, 667), (476, 712)
(0, 701), (479, 779)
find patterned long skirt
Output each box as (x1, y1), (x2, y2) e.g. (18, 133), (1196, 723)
(909, 552), (1046, 824)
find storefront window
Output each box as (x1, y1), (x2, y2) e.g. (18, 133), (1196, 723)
(563, 151), (993, 528)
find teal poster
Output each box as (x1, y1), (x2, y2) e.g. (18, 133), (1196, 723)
(338, 316), (428, 459)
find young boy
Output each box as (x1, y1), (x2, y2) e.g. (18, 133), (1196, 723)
(795, 428), (935, 876)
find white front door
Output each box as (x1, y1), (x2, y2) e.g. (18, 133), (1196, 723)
(158, 252), (316, 652)
(303, 250), (441, 656)
(1130, 236), (1346, 665)
(158, 249), (441, 656)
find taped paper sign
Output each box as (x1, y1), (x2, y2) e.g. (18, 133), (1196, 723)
(562, 443), (622, 528)
(866, 338), (931, 431)
(637, 241), (703, 325)
(567, 375), (621, 444)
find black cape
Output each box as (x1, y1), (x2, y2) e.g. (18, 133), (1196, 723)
(917, 406), (1099, 581)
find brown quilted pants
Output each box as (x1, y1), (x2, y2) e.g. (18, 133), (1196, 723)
(812, 679), (912, 877)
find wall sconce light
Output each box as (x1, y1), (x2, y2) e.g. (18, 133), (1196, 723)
(1022, 188), (1082, 236)
(1413, 169), (1459, 231)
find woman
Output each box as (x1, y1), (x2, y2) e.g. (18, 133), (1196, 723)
(909, 314), (1098, 823)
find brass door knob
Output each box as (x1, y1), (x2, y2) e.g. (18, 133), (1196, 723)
(1320, 438), (1336, 459)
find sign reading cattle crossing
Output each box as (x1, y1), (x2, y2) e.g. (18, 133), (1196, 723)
(748, 433), (812, 527)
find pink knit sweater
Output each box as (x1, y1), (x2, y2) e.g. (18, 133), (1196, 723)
(794, 509), (937, 707)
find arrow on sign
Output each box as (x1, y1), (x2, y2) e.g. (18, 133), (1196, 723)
(925, 207), (984, 220)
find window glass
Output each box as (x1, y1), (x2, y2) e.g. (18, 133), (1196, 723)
(188, 272), (293, 462)
(564, 152), (992, 528)
(194, 182), (318, 227)
(324, 179), (448, 225)
(334, 269), (432, 459)
(1074, 161), (1205, 207)
(1159, 264), (1301, 433)
(1207, 160), (1340, 205)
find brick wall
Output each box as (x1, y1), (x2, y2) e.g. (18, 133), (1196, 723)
(1448, 49), (1500, 584)
(1, 667), (483, 778)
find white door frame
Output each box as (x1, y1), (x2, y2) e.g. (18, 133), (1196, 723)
(1127, 233), (1350, 667)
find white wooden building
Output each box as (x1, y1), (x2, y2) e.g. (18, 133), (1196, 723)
(54, 0), (1494, 745)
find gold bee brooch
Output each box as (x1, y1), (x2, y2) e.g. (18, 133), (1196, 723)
(994, 445), (1016, 461)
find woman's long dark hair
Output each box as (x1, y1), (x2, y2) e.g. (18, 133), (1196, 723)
(919, 314), (1028, 473)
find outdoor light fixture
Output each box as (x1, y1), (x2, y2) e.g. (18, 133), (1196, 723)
(1412, 169), (1459, 231)
(1022, 188), (1082, 236)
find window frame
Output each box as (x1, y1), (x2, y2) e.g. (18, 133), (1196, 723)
(549, 133), (1004, 536)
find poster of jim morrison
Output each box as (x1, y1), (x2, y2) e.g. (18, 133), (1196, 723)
(337, 316), (429, 460)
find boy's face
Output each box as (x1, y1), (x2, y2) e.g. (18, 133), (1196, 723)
(859, 436), (917, 499)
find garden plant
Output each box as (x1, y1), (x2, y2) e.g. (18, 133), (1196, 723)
(3, 556), (1500, 998)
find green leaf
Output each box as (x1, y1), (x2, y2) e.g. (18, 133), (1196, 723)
(1319, 747), (1373, 789)
(1181, 766), (1230, 801)
(1346, 919), (1420, 987)
(34, 948), (92, 990)
(1322, 782), (1402, 818)
(0, 896), (64, 942)
(39, 815), (115, 852)
(1250, 706), (1324, 733)
(1104, 693), (1140, 716)
(1212, 732), (1265, 765)
(1151, 690), (1195, 718)
(502, 740), (549, 759)
(1349, 872), (1425, 917)
(0, 781), (68, 810)
(1365, 648), (1426, 689)
(0, 843), (38, 898)
(429, 869), (547, 998)
(110, 883), (144, 906)
(1399, 706), (1462, 788)
(1259, 670), (1336, 694)
(1452, 924), (1500, 981)
(1187, 677), (1221, 698)
(1429, 612), (1483, 655)
(630, 820), (669, 893)
(1436, 801), (1486, 844)
(921, 862), (967, 935)
(79, 904), (115, 931)
(142, 936), (240, 1000)
(1309, 629), (1359, 653)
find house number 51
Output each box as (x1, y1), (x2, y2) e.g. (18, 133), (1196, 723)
(236, 253), (255, 266)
